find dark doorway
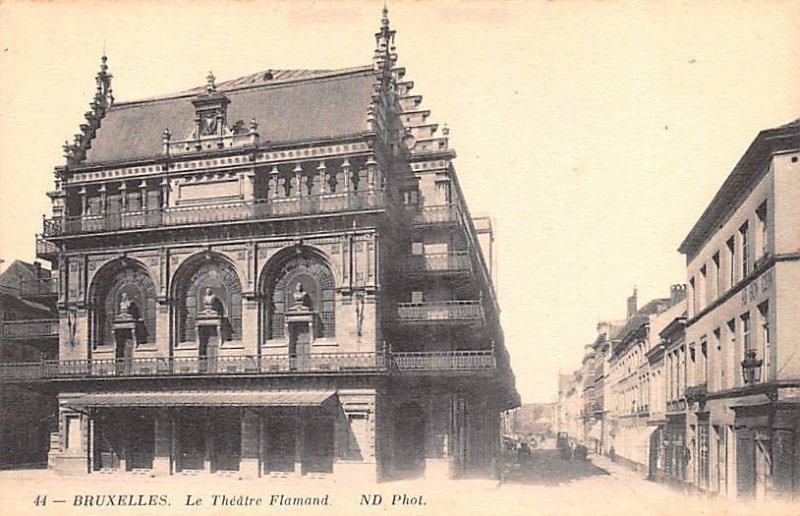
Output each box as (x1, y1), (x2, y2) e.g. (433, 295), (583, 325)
(94, 411), (122, 471)
(127, 411), (154, 470)
(303, 415), (334, 474)
(265, 413), (295, 473)
(198, 325), (219, 373)
(211, 409), (241, 472)
(178, 410), (206, 471)
(394, 402), (425, 476)
(288, 322), (311, 370)
(114, 330), (134, 375)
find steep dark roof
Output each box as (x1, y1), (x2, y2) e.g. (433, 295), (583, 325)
(83, 66), (378, 165)
(613, 298), (671, 344)
(678, 119), (800, 259)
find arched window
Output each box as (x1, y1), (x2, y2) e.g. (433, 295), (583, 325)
(175, 258), (242, 344)
(89, 262), (156, 348)
(261, 252), (336, 341)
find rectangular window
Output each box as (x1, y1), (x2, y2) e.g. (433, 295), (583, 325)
(726, 237), (736, 287)
(712, 252), (721, 299)
(739, 222), (750, 278)
(410, 291), (424, 304)
(741, 312), (751, 352)
(411, 241), (424, 255)
(700, 336), (708, 384)
(713, 328), (723, 391)
(699, 265), (707, 310)
(689, 276), (696, 316)
(727, 319), (737, 387)
(756, 202), (768, 259)
(758, 302), (770, 382)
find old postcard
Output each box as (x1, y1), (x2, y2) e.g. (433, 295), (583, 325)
(0, 1), (798, 515)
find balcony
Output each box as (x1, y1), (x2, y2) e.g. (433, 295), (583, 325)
(392, 350), (495, 373)
(396, 301), (484, 323)
(35, 235), (58, 261)
(0, 319), (59, 341)
(666, 398), (687, 413)
(685, 383), (708, 403)
(405, 252), (471, 275)
(0, 352), (389, 382)
(42, 190), (386, 237)
(407, 204), (461, 225)
(18, 278), (55, 298)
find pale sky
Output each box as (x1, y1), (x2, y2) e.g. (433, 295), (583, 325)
(1, 0), (798, 403)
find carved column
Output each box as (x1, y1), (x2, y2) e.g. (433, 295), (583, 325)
(139, 180), (148, 213)
(98, 185), (107, 215)
(366, 156), (377, 190)
(79, 187), (88, 216)
(293, 163), (303, 198)
(119, 183), (128, 212)
(341, 159), (351, 193)
(160, 178), (170, 209)
(317, 161), (327, 195)
(269, 166), (280, 200)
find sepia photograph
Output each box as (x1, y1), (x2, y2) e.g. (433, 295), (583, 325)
(0, 0), (798, 514)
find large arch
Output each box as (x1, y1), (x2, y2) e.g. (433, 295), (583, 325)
(171, 252), (243, 344)
(88, 258), (157, 349)
(258, 246), (337, 341)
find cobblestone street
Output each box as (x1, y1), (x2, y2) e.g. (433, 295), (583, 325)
(1, 442), (795, 516)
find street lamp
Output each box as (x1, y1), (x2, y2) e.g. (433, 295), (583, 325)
(741, 348), (763, 384)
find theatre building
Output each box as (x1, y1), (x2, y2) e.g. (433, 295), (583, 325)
(678, 119), (800, 499)
(0, 9), (518, 480)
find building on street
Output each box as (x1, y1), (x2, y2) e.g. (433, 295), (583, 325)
(0, 260), (58, 467)
(0, 8), (518, 480)
(678, 119), (800, 499)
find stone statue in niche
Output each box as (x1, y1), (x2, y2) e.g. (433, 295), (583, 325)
(290, 283), (312, 312)
(117, 292), (132, 319)
(200, 287), (224, 316)
(116, 292), (140, 321)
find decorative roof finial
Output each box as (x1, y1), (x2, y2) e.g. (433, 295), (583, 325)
(373, 3), (396, 71)
(206, 71), (216, 94)
(95, 54), (114, 108)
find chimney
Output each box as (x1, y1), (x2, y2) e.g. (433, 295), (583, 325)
(670, 284), (687, 306)
(33, 261), (42, 278)
(626, 287), (638, 319)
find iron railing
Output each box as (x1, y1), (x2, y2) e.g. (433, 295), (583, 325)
(0, 352), (389, 381)
(407, 204), (461, 225)
(406, 252), (471, 274)
(666, 398), (687, 413)
(0, 349), (498, 382)
(397, 301), (484, 322)
(42, 190), (387, 237)
(392, 350), (495, 371)
(0, 319), (59, 340)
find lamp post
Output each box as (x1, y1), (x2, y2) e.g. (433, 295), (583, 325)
(741, 348), (763, 384)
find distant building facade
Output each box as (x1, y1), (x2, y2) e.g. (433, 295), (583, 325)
(0, 9), (518, 480)
(0, 260), (58, 466)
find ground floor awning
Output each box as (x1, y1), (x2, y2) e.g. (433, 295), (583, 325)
(67, 390), (337, 408)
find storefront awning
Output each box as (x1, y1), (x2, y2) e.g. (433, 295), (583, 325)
(67, 390), (337, 408)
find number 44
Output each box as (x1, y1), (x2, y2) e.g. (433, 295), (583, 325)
(34, 495), (47, 506)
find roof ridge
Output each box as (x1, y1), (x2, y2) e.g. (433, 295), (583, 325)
(113, 65), (375, 108)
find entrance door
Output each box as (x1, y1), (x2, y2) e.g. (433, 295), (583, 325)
(94, 412), (122, 471)
(115, 331), (134, 376)
(288, 322), (311, 371)
(395, 402), (425, 477)
(265, 413), (295, 473)
(736, 432), (756, 496)
(198, 326), (219, 373)
(211, 409), (241, 472)
(127, 412), (154, 470)
(303, 416), (334, 474)
(178, 410), (206, 471)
